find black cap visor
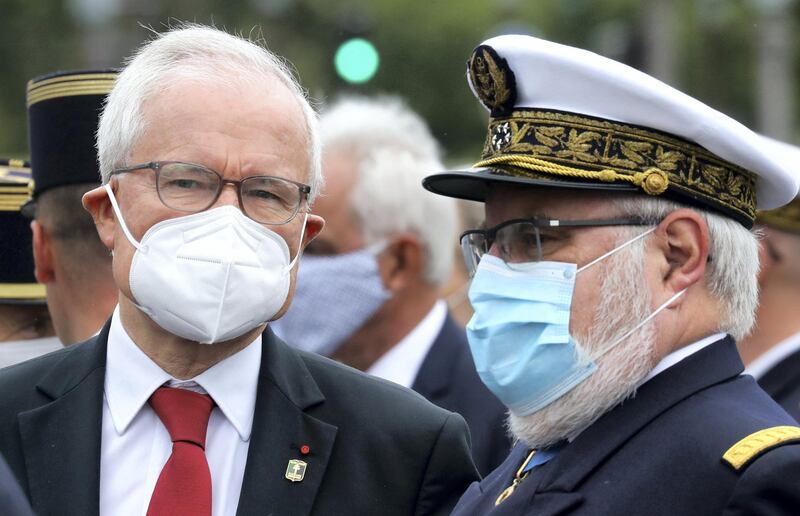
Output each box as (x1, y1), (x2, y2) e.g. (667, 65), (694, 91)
(422, 166), (638, 203)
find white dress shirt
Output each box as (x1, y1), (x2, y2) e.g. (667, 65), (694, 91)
(100, 307), (261, 516)
(0, 336), (62, 368)
(366, 300), (448, 388)
(745, 331), (800, 380)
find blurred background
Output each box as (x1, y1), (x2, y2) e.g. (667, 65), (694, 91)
(0, 0), (798, 164)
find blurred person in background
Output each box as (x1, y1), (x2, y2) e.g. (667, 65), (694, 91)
(0, 159), (60, 367)
(23, 70), (119, 345)
(424, 35), (800, 514)
(272, 96), (511, 475)
(740, 137), (800, 419)
(441, 197), (483, 327)
(0, 26), (477, 515)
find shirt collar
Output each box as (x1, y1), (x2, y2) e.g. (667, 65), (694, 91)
(366, 300), (448, 388)
(641, 332), (727, 385)
(104, 306), (262, 441)
(744, 331), (800, 380)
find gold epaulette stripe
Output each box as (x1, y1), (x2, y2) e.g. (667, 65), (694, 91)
(722, 426), (800, 471)
(0, 283), (46, 300)
(27, 80), (116, 107)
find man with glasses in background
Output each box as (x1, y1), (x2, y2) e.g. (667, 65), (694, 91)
(424, 35), (800, 514)
(0, 25), (477, 516)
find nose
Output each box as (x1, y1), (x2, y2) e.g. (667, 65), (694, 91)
(212, 182), (242, 210)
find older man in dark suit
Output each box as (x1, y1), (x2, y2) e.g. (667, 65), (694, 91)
(0, 25), (477, 516)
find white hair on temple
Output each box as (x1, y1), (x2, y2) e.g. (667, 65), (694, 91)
(614, 196), (760, 341)
(320, 96), (457, 286)
(96, 23), (322, 203)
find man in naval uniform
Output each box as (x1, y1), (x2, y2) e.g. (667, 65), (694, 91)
(23, 70), (119, 344)
(0, 159), (61, 366)
(740, 137), (800, 419)
(423, 35), (800, 514)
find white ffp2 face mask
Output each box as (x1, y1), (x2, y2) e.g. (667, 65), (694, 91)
(104, 184), (306, 344)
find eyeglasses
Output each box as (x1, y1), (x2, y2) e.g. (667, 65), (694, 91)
(460, 217), (653, 276)
(110, 161), (311, 225)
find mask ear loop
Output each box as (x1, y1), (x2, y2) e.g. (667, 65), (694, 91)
(593, 288), (687, 360)
(104, 184), (145, 252)
(286, 212), (309, 271)
(576, 226), (656, 274)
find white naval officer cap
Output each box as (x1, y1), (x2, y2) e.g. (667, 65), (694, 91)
(423, 34), (800, 228)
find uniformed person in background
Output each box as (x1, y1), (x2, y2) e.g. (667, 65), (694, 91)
(23, 70), (118, 344)
(740, 137), (800, 419)
(424, 34), (800, 514)
(0, 159), (60, 367)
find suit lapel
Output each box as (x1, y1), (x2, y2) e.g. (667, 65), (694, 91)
(537, 337), (743, 493)
(236, 330), (337, 516)
(412, 315), (462, 401)
(19, 322), (110, 516)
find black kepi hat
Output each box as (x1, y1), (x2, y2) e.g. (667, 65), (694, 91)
(0, 160), (45, 304)
(26, 69), (117, 198)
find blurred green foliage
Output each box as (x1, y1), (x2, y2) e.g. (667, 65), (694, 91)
(0, 0), (796, 164)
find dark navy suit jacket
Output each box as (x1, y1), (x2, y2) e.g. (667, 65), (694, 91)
(0, 323), (478, 516)
(758, 347), (800, 420)
(412, 315), (511, 476)
(453, 337), (800, 515)
(0, 453), (32, 516)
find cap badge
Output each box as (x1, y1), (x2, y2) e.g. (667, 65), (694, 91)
(468, 45), (517, 116)
(491, 122), (512, 151)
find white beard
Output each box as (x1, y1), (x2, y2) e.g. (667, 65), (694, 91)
(508, 238), (658, 449)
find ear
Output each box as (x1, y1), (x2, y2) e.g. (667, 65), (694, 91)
(301, 213), (325, 248)
(377, 233), (425, 292)
(653, 208), (709, 294)
(82, 185), (116, 251)
(30, 220), (55, 283)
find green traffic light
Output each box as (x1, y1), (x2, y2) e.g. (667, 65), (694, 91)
(335, 38), (380, 84)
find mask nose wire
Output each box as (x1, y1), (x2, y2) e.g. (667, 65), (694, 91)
(104, 184), (144, 251)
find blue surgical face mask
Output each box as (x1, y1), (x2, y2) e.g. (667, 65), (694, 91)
(467, 227), (685, 416)
(270, 245), (390, 356)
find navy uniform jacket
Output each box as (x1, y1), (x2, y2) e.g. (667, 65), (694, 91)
(0, 323), (478, 516)
(412, 315), (512, 475)
(453, 337), (800, 515)
(758, 347), (800, 420)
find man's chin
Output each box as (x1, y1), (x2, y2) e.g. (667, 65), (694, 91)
(507, 326), (656, 450)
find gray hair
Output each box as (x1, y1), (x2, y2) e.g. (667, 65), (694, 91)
(613, 196), (759, 341)
(97, 23), (322, 203)
(320, 96), (457, 286)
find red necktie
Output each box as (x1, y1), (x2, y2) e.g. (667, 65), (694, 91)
(147, 386), (215, 516)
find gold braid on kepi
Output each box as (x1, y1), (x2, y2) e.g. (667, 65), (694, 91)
(473, 109), (757, 225)
(422, 36), (798, 230)
(0, 159), (46, 303)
